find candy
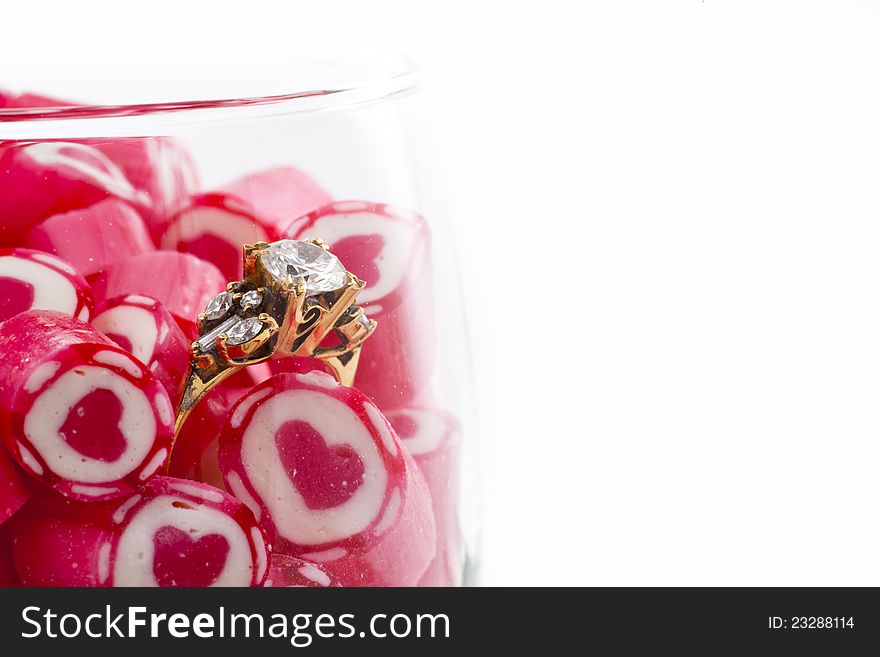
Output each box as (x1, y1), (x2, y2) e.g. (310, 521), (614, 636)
(91, 295), (192, 403)
(89, 138), (199, 244)
(264, 554), (339, 587)
(0, 248), (93, 323)
(0, 449), (29, 526)
(286, 201), (436, 409)
(219, 371), (436, 586)
(0, 141), (149, 246)
(10, 495), (110, 586)
(0, 311), (173, 501)
(387, 407), (463, 587)
(89, 251), (225, 323)
(11, 477), (269, 587)
(161, 167), (331, 279)
(25, 199), (155, 277)
(0, 91), (194, 242)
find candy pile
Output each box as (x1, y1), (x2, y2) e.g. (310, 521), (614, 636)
(0, 91), (462, 587)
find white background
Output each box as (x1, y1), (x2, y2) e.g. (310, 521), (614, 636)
(6, 0), (880, 585)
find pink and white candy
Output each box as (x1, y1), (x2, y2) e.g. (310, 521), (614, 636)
(0, 141), (150, 247)
(0, 248), (93, 323)
(286, 201), (436, 409)
(219, 371), (436, 586)
(89, 251), (226, 324)
(91, 294), (192, 403)
(0, 93), (196, 244)
(86, 137), (199, 244)
(161, 166), (331, 279)
(387, 407), (463, 587)
(0, 311), (173, 501)
(25, 199), (155, 278)
(11, 477), (269, 587)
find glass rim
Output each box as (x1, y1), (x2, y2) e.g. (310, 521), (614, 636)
(0, 44), (418, 136)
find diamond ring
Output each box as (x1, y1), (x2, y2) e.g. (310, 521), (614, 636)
(172, 238), (377, 441)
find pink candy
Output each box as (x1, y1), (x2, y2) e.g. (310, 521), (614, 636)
(91, 294), (192, 403)
(287, 201), (436, 410)
(219, 371), (436, 586)
(0, 141), (150, 247)
(0, 311), (173, 501)
(26, 199), (155, 277)
(88, 138), (198, 243)
(0, 248), (93, 323)
(11, 477), (269, 587)
(161, 167), (331, 279)
(388, 407), (463, 587)
(90, 251), (226, 323)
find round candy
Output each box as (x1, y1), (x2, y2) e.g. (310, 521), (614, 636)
(91, 294), (192, 403)
(286, 201), (436, 409)
(219, 371), (436, 586)
(0, 141), (149, 247)
(11, 477), (269, 587)
(87, 137), (199, 243)
(26, 199), (155, 277)
(89, 251), (225, 324)
(387, 406), (463, 587)
(0, 248), (93, 323)
(162, 166), (331, 280)
(0, 311), (173, 501)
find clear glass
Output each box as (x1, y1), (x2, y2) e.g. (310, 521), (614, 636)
(0, 45), (476, 587)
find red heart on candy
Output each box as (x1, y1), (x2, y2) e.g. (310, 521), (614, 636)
(152, 525), (230, 587)
(276, 420), (365, 510)
(59, 388), (127, 462)
(0, 276), (34, 322)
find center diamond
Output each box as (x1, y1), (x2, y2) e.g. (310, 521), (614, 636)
(259, 240), (347, 294)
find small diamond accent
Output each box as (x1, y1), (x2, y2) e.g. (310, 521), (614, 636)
(240, 289), (263, 310)
(196, 316), (238, 352)
(203, 292), (233, 320)
(225, 317), (263, 345)
(259, 240), (347, 294)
